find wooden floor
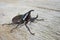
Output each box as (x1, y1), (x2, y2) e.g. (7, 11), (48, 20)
(0, 0), (60, 40)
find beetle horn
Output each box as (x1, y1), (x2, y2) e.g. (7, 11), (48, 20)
(29, 10), (34, 12)
(34, 14), (38, 19)
(28, 10), (34, 14)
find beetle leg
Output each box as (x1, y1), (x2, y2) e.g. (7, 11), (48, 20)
(10, 24), (20, 33)
(25, 22), (35, 35)
(36, 19), (44, 21)
(2, 23), (15, 26)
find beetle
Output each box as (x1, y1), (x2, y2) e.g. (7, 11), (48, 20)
(2, 10), (44, 35)
(11, 10), (35, 35)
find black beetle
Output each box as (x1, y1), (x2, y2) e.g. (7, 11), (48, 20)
(2, 10), (44, 35)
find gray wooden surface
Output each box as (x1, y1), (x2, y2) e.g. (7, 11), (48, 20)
(0, 0), (60, 40)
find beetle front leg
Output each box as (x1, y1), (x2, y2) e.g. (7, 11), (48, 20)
(25, 23), (35, 35)
(36, 19), (44, 21)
